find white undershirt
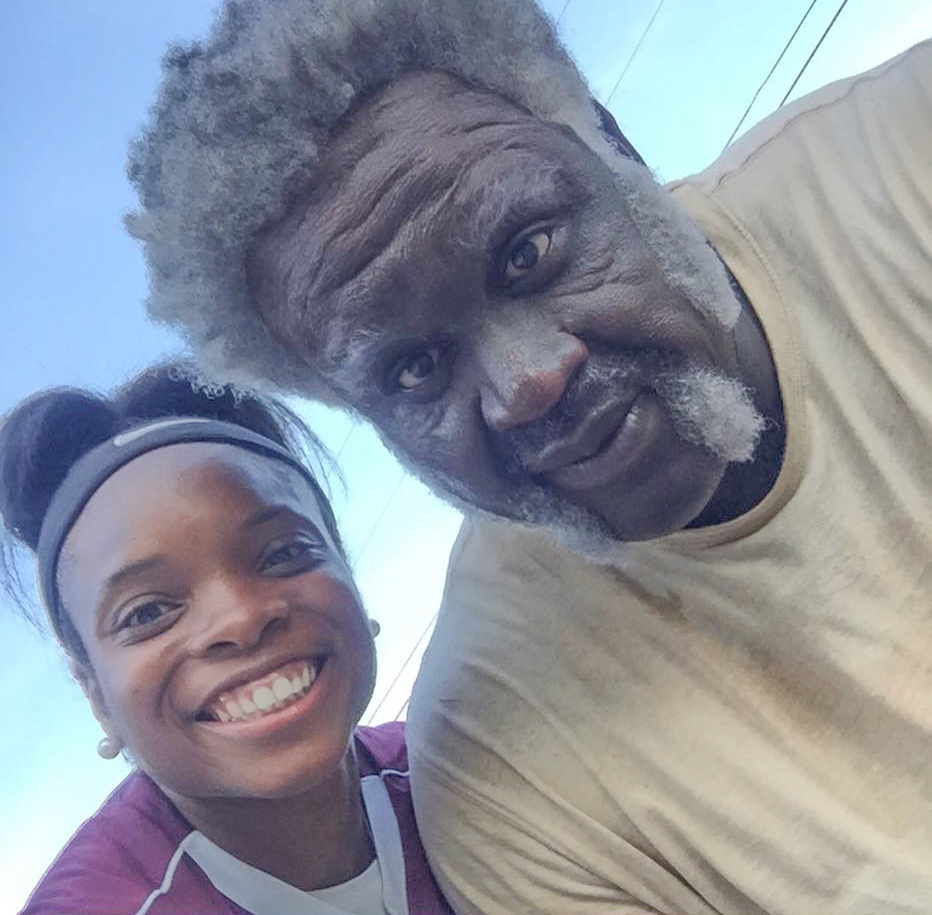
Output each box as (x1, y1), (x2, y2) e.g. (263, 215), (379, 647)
(185, 774), (406, 915)
(305, 857), (387, 914)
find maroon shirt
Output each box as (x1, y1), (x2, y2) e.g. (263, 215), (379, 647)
(21, 722), (452, 915)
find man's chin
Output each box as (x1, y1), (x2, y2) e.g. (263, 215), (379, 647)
(416, 462), (627, 563)
(408, 453), (718, 565)
(464, 464), (729, 562)
(560, 448), (730, 544)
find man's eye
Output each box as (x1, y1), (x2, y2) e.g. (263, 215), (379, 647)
(393, 346), (442, 392)
(504, 229), (553, 280)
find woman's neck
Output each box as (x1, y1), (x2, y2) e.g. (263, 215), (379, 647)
(164, 750), (375, 891)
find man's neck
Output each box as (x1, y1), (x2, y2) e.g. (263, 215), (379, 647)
(164, 751), (375, 891)
(689, 270), (785, 528)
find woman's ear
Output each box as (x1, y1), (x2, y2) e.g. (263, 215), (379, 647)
(71, 659), (124, 759)
(70, 658), (111, 732)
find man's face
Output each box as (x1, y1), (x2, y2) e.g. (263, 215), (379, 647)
(250, 72), (761, 546)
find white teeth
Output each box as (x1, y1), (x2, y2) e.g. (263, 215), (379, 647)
(272, 676), (293, 702)
(205, 658), (320, 724)
(240, 696), (257, 715)
(253, 686), (275, 711)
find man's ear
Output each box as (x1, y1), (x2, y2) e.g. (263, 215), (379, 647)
(593, 100), (646, 166)
(70, 658), (113, 735)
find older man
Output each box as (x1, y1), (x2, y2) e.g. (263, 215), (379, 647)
(128, 1), (932, 912)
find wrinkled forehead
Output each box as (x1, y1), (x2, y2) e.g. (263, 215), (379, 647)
(248, 70), (598, 376)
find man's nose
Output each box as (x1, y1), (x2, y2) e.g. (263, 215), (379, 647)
(478, 329), (589, 432)
(188, 578), (289, 656)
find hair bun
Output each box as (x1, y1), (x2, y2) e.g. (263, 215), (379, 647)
(0, 390), (117, 550)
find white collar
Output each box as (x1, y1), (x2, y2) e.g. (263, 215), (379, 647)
(185, 773), (408, 915)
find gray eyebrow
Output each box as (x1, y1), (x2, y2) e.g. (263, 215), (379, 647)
(322, 324), (388, 392)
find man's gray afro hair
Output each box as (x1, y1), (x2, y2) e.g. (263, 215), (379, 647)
(126, 0), (622, 400)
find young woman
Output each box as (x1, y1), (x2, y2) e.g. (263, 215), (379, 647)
(1, 365), (452, 915)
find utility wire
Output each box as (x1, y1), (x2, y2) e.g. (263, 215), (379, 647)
(366, 610), (439, 724)
(555, 0), (573, 25)
(779, 0), (850, 107)
(351, 468), (406, 569)
(723, 0), (821, 150)
(333, 422), (357, 462)
(603, 0), (667, 107)
(394, 696), (410, 721)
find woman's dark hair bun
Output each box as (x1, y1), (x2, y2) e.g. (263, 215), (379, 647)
(0, 390), (118, 550)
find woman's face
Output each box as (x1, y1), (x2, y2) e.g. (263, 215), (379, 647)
(57, 443), (375, 801)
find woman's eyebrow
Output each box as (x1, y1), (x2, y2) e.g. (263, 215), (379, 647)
(243, 505), (292, 529)
(96, 555), (170, 622)
(242, 504), (324, 539)
(102, 556), (168, 595)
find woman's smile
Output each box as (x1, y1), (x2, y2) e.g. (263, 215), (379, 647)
(193, 654), (340, 744)
(59, 442), (376, 801)
(197, 656), (321, 723)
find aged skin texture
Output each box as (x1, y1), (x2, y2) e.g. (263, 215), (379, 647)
(249, 72), (784, 547)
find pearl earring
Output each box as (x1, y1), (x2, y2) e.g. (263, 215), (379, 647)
(97, 736), (122, 760)
(368, 619), (381, 638)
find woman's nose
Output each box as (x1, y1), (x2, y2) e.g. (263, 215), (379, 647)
(188, 577), (289, 655)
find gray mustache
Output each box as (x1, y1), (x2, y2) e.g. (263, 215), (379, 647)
(500, 350), (681, 475)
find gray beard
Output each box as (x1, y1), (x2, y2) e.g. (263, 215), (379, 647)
(418, 353), (765, 565)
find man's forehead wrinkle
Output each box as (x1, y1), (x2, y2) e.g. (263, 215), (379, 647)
(302, 164), (580, 371)
(309, 158), (461, 300)
(457, 159), (575, 227)
(297, 93), (501, 297)
(322, 189), (466, 359)
(277, 74), (586, 366)
(299, 129), (518, 312)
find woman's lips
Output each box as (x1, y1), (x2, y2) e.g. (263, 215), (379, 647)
(200, 657), (320, 723)
(195, 656), (332, 740)
(542, 391), (665, 491)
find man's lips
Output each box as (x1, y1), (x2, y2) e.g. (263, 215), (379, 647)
(524, 393), (643, 476)
(528, 391), (665, 492)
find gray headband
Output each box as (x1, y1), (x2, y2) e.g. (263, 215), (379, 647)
(37, 417), (325, 641)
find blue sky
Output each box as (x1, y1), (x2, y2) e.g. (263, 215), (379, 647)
(2, 1), (929, 909)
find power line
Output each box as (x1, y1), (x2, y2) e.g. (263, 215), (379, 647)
(779, 0), (850, 107)
(723, 0), (821, 150)
(351, 468), (406, 568)
(366, 610), (439, 724)
(603, 0), (667, 107)
(555, 0), (573, 25)
(333, 422), (357, 462)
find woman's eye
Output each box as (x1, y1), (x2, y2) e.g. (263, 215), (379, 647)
(393, 345), (442, 392)
(504, 229), (553, 280)
(118, 601), (178, 633)
(261, 539), (323, 574)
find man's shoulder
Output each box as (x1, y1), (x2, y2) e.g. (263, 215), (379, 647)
(677, 38), (932, 197)
(20, 773), (198, 915)
(446, 514), (583, 584)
